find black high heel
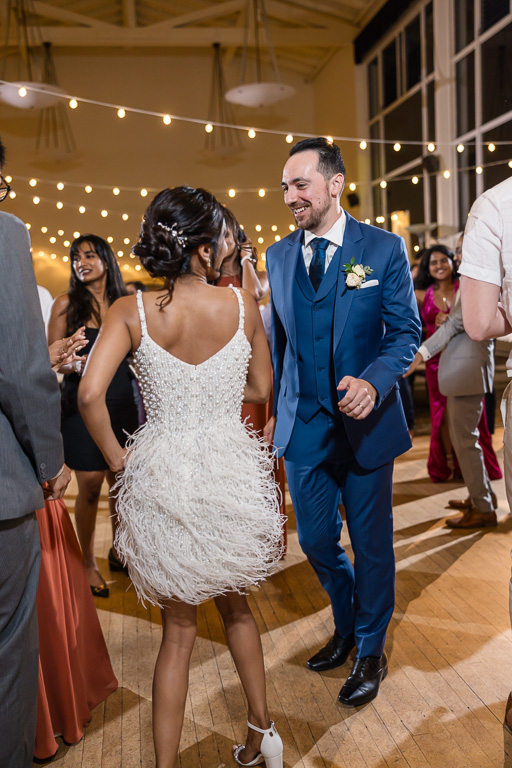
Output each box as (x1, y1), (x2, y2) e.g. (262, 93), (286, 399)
(108, 547), (129, 575)
(90, 583), (109, 598)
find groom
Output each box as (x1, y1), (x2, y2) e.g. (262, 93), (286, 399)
(264, 138), (421, 705)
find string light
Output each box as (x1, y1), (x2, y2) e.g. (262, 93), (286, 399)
(41, 226), (47, 233)
(123, 237), (130, 244)
(135, 264), (142, 271)
(8, 190), (15, 199)
(427, 143), (436, 152)
(393, 143), (401, 152)
(18, 87), (27, 98)
(79, 206), (86, 213)
(488, 143), (496, 152)
(255, 225), (262, 232)
(107, 236), (114, 243)
(73, 231), (80, 238)
(57, 229), (64, 236)
(130, 253), (136, 259)
(205, 123), (213, 133)
(271, 225), (277, 231)
(228, 189), (236, 198)
(443, 170), (451, 179)
(117, 250), (124, 257)
(275, 235), (281, 242)
(63, 255), (69, 262)
(56, 201), (63, 209)
(376, 216), (385, 223)
(509, 161), (512, 168)
(50, 236), (56, 243)
(33, 196), (40, 204)
(140, 188), (148, 197)
(391, 213), (398, 221)
(113, 187), (120, 195)
(286, 134), (293, 144)
(117, 108), (126, 119)
(380, 180), (387, 188)
(29, 178), (37, 187)
(414, 245), (420, 252)
(360, 141), (367, 150)
(101, 209), (108, 217)
(123, 264), (129, 271)
(325, 136), (334, 144)
(69, 98), (78, 109)
(457, 144), (465, 153)
(26, 223), (31, 229)
(412, 176), (419, 184)
(57, 182), (64, 190)
(248, 129), (256, 139)
(258, 189), (266, 197)
(349, 183), (357, 191)
(476, 166), (483, 174)
(63, 240), (70, 247)
(85, 185), (92, 193)
(50, 253), (57, 260)
(257, 237), (264, 244)
(364, 218), (371, 224)
(4, 175), (11, 183)
(122, 213), (129, 220)
(289, 224), (295, 231)
(163, 114), (171, 125)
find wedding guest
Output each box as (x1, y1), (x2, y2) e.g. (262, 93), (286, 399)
(48, 234), (138, 597)
(0, 138), (70, 768)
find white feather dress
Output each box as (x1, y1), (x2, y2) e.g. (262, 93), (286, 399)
(114, 288), (283, 606)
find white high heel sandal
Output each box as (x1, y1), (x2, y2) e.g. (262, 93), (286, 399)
(233, 720), (283, 768)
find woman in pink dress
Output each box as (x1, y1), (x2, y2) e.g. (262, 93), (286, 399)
(415, 245), (501, 483)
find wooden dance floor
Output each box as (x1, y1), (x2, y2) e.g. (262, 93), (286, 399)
(43, 430), (512, 767)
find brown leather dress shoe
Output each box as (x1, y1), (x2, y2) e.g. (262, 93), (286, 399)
(445, 506), (497, 528)
(504, 692), (512, 735)
(448, 491), (497, 510)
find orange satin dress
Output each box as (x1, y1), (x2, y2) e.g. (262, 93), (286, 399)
(34, 499), (118, 760)
(217, 274), (287, 550)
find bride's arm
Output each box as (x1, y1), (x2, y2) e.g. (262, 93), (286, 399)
(78, 299), (133, 472)
(242, 290), (272, 404)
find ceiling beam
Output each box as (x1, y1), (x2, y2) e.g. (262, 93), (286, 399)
(31, 0), (117, 29)
(3, 25), (352, 46)
(122, 0), (137, 28)
(148, 0), (245, 30)
(265, 0), (355, 33)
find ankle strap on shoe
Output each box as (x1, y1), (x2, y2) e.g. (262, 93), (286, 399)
(247, 720), (274, 734)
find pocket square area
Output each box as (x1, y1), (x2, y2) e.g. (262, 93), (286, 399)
(360, 279), (379, 289)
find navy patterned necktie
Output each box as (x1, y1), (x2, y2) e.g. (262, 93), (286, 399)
(309, 237), (331, 292)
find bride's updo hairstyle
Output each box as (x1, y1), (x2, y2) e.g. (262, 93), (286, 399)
(133, 186), (224, 308)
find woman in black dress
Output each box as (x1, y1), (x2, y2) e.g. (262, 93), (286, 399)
(48, 235), (138, 597)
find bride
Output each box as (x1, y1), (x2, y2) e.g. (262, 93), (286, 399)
(78, 186), (284, 768)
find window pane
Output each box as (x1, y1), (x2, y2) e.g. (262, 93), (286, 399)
(384, 91), (423, 172)
(370, 121), (382, 180)
(387, 164), (425, 229)
(372, 184), (383, 218)
(368, 57), (379, 118)
(454, 0), (474, 52)
(481, 0), (509, 33)
(482, 23), (512, 124)
(456, 52), (475, 135)
(430, 173), (438, 231)
(383, 39), (398, 107)
(484, 121), (512, 190)
(405, 16), (421, 90)
(425, 2), (434, 73)
(457, 144), (476, 230)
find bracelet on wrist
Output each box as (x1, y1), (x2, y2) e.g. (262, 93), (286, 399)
(240, 255), (253, 266)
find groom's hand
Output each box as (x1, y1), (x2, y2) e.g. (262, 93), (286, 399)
(263, 416), (276, 445)
(337, 377), (376, 420)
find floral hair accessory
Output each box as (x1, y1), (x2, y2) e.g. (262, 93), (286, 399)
(343, 257), (373, 289)
(156, 221), (188, 247)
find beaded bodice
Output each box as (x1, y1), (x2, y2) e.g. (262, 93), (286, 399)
(133, 288), (251, 432)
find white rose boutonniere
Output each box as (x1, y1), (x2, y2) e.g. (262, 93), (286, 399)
(343, 257), (374, 289)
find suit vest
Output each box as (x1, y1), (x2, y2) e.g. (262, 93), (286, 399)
(294, 247), (342, 422)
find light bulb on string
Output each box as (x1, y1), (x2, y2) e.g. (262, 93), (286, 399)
(56, 201), (63, 209)
(393, 143), (401, 152)
(364, 218), (371, 224)
(457, 144), (465, 153)
(130, 253), (136, 259)
(117, 108), (126, 119)
(73, 231), (80, 238)
(107, 236), (114, 243)
(26, 223), (31, 229)
(271, 225), (277, 232)
(391, 214), (398, 221)
(443, 170), (451, 179)
(63, 240), (70, 247)
(140, 189), (148, 197)
(123, 264), (129, 271)
(124, 237), (130, 244)
(29, 178), (37, 187)
(50, 236), (56, 243)
(57, 229), (64, 236)
(122, 213), (129, 220)
(162, 114), (171, 125)
(427, 143), (436, 152)
(57, 182), (64, 190)
(258, 189), (266, 197)
(8, 190), (15, 199)
(79, 206), (85, 214)
(117, 250), (124, 257)
(113, 187), (120, 196)
(285, 134), (293, 144)
(509, 160), (512, 169)
(289, 224), (295, 231)
(488, 143), (496, 152)
(325, 136), (333, 144)
(228, 189), (236, 198)
(41, 226), (47, 233)
(476, 166), (483, 174)
(255, 225), (262, 232)
(376, 216), (385, 224)
(274, 235), (281, 242)
(5, 176), (12, 183)
(248, 129), (256, 139)
(18, 87), (27, 98)
(205, 123), (213, 133)
(349, 183), (356, 192)
(258, 237), (264, 244)
(33, 196), (40, 204)
(359, 141), (367, 150)
(85, 185), (92, 193)
(135, 264), (141, 272)
(414, 245), (420, 252)
(69, 99), (78, 109)
(101, 210), (108, 217)
(63, 255), (69, 262)
(380, 180), (387, 189)
(412, 176), (419, 185)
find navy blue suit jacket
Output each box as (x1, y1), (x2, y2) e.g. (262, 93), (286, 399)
(266, 213), (421, 469)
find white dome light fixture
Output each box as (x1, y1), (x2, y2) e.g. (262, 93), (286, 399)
(224, 0), (295, 108)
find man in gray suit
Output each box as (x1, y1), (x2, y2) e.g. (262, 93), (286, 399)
(406, 287), (497, 528)
(0, 139), (71, 768)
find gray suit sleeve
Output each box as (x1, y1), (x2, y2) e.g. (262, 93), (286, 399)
(422, 301), (465, 358)
(0, 213), (63, 483)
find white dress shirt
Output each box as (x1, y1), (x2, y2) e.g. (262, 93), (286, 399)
(302, 210), (347, 274)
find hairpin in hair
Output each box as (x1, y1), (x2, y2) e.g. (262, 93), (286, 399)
(157, 221), (188, 247)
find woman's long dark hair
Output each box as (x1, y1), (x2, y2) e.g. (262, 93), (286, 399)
(66, 234), (127, 333)
(223, 206), (258, 266)
(133, 186), (225, 308)
(413, 244), (457, 290)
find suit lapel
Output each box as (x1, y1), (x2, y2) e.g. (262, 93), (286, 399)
(333, 214), (365, 353)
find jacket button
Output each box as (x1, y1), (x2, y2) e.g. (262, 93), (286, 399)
(313, 305), (319, 312)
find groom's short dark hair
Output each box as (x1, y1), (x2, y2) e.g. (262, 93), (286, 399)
(289, 137), (345, 180)
(0, 138), (5, 169)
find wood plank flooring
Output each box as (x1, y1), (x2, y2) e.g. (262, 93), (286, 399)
(38, 430), (512, 767)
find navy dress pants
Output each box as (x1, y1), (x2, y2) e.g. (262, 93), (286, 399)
(285, 410), (395, 658)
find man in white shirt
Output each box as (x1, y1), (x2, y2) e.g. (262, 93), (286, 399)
(459, 175), (512, 733)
